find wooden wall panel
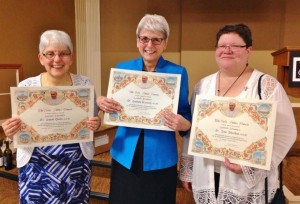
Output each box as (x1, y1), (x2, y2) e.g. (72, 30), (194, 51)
(100, 0), (181, 95)
(0, 0), (76, 80)
(0, 0), (76, 119)
(181, 0), (285, 50)
(282, 0), (300, 47)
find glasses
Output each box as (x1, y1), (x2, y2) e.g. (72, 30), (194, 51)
(138, 36), (165, 45)
(216, 45), (247, 51)
(42, 51), (72, 60)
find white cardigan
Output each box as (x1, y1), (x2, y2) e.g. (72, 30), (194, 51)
(16, 73), (96, 168)
(180, 69), (297, 203)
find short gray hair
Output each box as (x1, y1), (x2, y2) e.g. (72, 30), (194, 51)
(136, 14), (170, 39)
(39, 30), (73, 53)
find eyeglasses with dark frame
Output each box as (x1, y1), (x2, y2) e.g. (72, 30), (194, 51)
(216, 45), (247, 51)
(42, 51), (72, 60)
(138, 36), (165, 45)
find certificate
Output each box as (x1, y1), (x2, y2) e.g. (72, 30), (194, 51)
(104, 68), (181, 131)
(10, 86), (94, 147)
(188, 96), (277, 170)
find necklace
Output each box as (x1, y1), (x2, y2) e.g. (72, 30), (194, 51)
(217, 65), (247, 96)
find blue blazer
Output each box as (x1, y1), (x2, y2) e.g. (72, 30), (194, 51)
(110, 56), (191, 171)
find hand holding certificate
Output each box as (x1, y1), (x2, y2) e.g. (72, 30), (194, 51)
(103, 68), (181, 131)
(188, 96), (277, 170)
(10, 86), (94, 148)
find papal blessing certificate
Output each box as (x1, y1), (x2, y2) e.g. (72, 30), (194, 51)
(188, 96), (277, 170)
(104, 68), (181, 131)
(10, 86), (94, 148)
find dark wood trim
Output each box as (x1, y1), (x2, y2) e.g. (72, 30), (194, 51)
(0, 64), (23, 82)
(0, 167), (18, 181)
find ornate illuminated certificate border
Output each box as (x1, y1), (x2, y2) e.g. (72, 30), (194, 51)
(188, 96), (277, 170)
(104, 68), (181, 131)
(10, 86), (94, 147)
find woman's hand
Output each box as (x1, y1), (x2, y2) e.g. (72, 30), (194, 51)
(2, 118), (21, 139)
(86, 116), (101, 132)
(161, 109), (191, 131)
(97, 96), (121, 113)
(224, 157), (243, 174)
(181, 181), (193, 192)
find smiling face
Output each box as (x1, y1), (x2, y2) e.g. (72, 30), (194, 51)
(215, 33), (252, 72)
(38, 44), (73, 79)
(137, 29), (168, 66)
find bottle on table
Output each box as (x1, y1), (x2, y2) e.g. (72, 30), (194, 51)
(0, 140), (3, 167)
(3, 139), (13, 170)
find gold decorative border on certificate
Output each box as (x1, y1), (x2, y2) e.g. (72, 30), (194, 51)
(111, 71), (176, 99)
(11, 86), (93, 147)
(191, 127), (267, 164)
(188, 96), (277, 170)
(15, 88), (90, 115)
(104, 69), (181, 130)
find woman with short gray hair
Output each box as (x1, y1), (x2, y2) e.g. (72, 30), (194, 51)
(2, 29), (100, 203)
(97, 14), (191, 204)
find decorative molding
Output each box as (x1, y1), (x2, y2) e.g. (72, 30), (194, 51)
(75, 0), (101, 96)
(283, 186), (300, 203)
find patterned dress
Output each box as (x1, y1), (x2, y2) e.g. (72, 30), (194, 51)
(19, 144), (91, 203)
(17, 73), (97, 203)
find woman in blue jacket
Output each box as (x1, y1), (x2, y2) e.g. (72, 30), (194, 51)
(97, 14), (191, 204)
